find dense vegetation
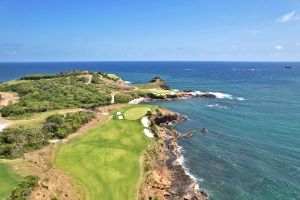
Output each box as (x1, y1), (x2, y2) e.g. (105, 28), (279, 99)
(0, 75), (110, 117)
(43, 111), (95, 139)
(8, 175), (39, 200)
(114, 92), (137, 103)
(19, 70), (89, 80)
(0, 111), (95, 158)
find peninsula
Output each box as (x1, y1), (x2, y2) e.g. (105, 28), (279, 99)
(0, 70), (211, 200)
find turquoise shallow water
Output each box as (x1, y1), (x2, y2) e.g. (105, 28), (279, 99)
(0, 61), (299, 199)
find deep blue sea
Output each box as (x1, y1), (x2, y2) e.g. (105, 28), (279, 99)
(0, 61), (299, 200)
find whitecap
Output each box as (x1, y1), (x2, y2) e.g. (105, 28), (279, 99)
(236, 97), (247, 101)
(206, 104), (229, 109)
(176, 147), (200, 190)
(207, 92), (233, 99)
(124, 81), (131, 84)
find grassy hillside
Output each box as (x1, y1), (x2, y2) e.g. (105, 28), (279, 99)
(55, 105), (155, 200)
(0, 163), (21, 200)
(0, 75), (110, 117)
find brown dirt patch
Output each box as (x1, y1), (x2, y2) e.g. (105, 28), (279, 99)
(0, 91), (19, 107)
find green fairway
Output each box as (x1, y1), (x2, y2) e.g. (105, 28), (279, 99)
(0, 163), (21, 200)
(55, 105), (154, 200)
(123, 107), (151, 120)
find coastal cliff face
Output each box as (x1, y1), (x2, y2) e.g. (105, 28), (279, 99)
(139, 110), (208, 200)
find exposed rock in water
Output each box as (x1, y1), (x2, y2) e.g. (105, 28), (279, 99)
(198, 93), (216, 98)
(201, 128), (208, 134)
(183, 130), (195, 138)
(153, 112), (187, 126)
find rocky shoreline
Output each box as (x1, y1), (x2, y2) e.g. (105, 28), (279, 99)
(139, 110), (208, 200)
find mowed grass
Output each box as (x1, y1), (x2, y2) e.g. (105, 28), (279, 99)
(123, 107), (151, 120)
(55, 105), (154, 200)
(0, 163), (21, 200)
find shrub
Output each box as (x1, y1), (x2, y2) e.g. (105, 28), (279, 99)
(43, 111), (95, 139)
(114, 93), (134, 103)
(91, 74), (102, 84)
(150, 120), (159, 139)
(0, 111), (95, 158)
(0, 127), (49, 158)
(9, 175), (39, 200)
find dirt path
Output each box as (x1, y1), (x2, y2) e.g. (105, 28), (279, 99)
(86, 74), (92, 84)
(0, 117), (13, 131)
(2, 104), (126, 200)
(110, 92), (117, 104)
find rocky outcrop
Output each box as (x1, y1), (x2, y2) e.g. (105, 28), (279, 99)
(139, 111), (208, 200)
(149, 77), (171, 90)
(153, 112), (187, 126)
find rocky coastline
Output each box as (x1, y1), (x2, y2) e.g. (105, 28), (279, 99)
(139, 110), (208, 200)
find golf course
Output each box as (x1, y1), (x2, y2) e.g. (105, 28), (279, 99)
(0, 163), (20, 199)
(54, 105), (155, 200)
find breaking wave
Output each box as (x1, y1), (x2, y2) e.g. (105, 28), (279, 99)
(195, 91), (247, 101)
(206, 104), (229, 109)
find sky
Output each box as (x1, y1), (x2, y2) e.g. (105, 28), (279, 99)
(0, 0), (300, 62)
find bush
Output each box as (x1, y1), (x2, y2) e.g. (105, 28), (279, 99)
(0, 111), (95, 158)
(150, 120), (159, 139)
(43, 111), (95, 139)
(19, 70), (89, 80)
(9, 175), (39, 200)
(114, 93), (134, 103)
(91, 74), (102, 84)
(0, 127), (49, 158)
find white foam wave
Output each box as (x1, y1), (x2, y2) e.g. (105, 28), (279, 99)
(124, 81), (131, 84)
(236, 97), (247, 101)
(194, 90), (247, 101)
(176, 146), (200, 190)
(206, 104), (229, 109)
(208, 92), (233, 99)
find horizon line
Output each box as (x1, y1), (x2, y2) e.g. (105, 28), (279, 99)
(0, 60), (300, 63)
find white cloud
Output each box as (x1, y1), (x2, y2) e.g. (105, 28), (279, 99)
(277, 11), (299, 22)
(275, 45), (283, 50)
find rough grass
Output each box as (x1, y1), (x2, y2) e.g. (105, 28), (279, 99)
(107, 74), (119, 80)
(54, 105), (154, 200)
(7, 108), (83, 129)
(123, 107), (151, 120)
(0, 163), (21, 199)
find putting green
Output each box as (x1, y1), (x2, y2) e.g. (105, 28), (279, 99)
(0, 163), (21, 199)
(55, 106), (154, 200)
(123, 107), (151, 120)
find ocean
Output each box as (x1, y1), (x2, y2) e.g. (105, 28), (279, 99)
(0, 61), (299, 200)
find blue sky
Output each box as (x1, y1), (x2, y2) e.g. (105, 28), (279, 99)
(0, 0), (300, 61)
